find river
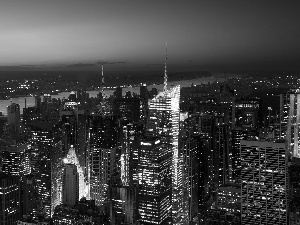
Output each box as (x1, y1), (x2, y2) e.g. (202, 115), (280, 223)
(0, 76), (224, 116)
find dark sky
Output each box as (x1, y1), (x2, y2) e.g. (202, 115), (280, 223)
(1, 0), (300, 71)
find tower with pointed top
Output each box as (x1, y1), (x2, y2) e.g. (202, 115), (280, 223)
(163, 42), (168, 92)
(96, 63), (111, 115)
(101, 64), (105, 98)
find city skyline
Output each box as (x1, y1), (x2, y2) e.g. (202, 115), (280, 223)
(1, 0), (300, 72)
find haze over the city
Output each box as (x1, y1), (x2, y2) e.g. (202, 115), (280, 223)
(1, 0), (300, 72)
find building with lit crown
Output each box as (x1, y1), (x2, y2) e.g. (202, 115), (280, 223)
(146, 85), (182, 224)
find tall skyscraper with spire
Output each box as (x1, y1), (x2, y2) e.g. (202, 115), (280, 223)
(139, 43), (185, 224)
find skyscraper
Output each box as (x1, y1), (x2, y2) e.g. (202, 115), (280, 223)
(0, 173), (20, 224)
(137, 138), (172, 224)
(7, 103), (20, 126)
(280, 90), (300, 158)
(59, 100), (88, 200)
(289, 157), (300, 225)
(62, 164), (79, 206)
(22, 174), (39, 216)
(88, 114), (119, 208)
(1, 144), (30, 176)
(231, 127), (258, 183)
(7, 103), (20, 133)
(240, 139), (288, 224)
(29, 128), (52, 216)
(146, 85), (182, 223)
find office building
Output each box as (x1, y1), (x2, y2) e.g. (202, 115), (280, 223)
(289, 158), (300, 225)
(7, 103), (20, 132)
(22, 174), (39, 217)
(280, 91), (300, 158)
(233, 97), (262, 129)
(59, 100), (88, 200)
(1, 144), (30, 176)
(62, 164), (79, 206)
(113, 97), (140, 123)
(0, 173), (20, 224)
(240, 140), (288, 224)
(110, 186), (137, 225)
(231, 127), (258, 183)
(146, 85), (182, 223)
(88, 114), (119, 207)
(137, 138), (172, 225)
(181, 137), (199, 221)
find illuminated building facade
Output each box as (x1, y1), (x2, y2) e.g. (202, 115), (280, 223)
(216, 184), (241, 214)
(60, 100), (87, 170)
(52, 199), (104, 224)
(65, 146), (88, 201)
(213, 121), (231, 187)
(233, 97), (262, 129)
(280, 91), (300, 158)
(240, 140), (288, 224)
(113, 96), (140, 123)
(30, 129), (52, 215)
(50, 125), (65, 216)
(88, 114), (119, 207)
(1, 144), (31, 176)
(58, 100), (89, 200)
(22, 174), (39, 217)
(109, 120), (141, 224)
(90, 147), (112, 206)
(120, 121), (143, 187)
(181, 137), (198, 221)
(206, 183), (241, 224)
(110, 187), (137, 225)
(146, 85), (181, 223)
(138, 138), (172, 224)
(62, 164), (79, 206)
(0, 173), (20, 224)
(289, 158), (300, 225)
(231, 127), (258, 184)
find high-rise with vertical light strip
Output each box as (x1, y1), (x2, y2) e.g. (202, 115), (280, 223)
(280, 90), (300, 158)
(146, 86), (182, 223)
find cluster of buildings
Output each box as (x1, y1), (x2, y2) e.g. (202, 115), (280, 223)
(0, 64), (300, 225)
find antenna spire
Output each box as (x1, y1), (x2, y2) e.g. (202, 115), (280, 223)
(163, 41), (168, 92)
(101, 64), (105, 98)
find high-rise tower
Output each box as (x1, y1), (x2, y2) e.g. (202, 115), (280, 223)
(240, 140), (288, 224)
(137, 138), (172, 224)
(280, 90), (300, 158)
(62, 164), (79, 206)
(146, 85), (182, 223)
(0, 173), (20, 224)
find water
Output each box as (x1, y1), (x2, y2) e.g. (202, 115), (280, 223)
(0, 76), (223, 116)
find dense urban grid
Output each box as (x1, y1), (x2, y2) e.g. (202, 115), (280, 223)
(0, 67), (300, 225)
(1, 0), (300, 224)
